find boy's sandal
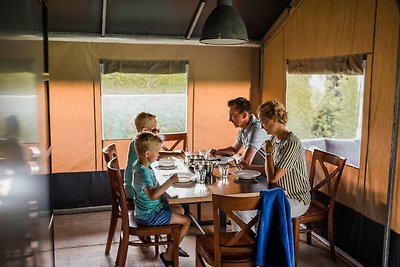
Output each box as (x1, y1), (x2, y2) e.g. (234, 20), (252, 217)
(178, 247), (190, 257)
(159, 252), (174, 267)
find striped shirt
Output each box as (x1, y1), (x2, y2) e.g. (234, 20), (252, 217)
(272, 132), (311, 205)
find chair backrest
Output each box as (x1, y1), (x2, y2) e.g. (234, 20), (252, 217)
(212, 194), (261, 263)
(102, 143), (118, 164)
(107, 157), (129, 229)
(309, 149), (346, 208)
(160, 133), (187, 151)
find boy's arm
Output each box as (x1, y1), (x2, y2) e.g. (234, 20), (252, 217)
(144, 174), (178, 201)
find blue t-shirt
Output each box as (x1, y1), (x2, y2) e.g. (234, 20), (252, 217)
(132, 161), (162, 220)
(123, 140), (137, 200)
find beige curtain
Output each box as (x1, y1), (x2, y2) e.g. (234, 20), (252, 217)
(101, 59), (187, 74)
(287, 54), (364, 75)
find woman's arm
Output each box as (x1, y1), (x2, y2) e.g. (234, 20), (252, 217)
(264, 140), (287, 183)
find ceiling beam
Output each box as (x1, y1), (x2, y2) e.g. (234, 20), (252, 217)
(48, 33), (261, 47)
(101, 0), (107, 37)
(185, 0), (207, 40)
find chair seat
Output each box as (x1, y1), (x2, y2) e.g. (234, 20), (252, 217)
(196, 233), (254, 263)
(297, 200), (329, 224)
(128, 210), (179, 235)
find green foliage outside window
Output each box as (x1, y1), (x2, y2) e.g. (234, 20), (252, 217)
(286, 74), (364, 140)
(101, 72), (188, 140)
(102, 73), (187, 95)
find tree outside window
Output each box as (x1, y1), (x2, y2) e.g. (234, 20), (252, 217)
(100, 60), (188, 140)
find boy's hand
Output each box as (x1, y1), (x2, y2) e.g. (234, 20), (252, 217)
(209, 149), (217, 157)
(168, 173), (179, 183)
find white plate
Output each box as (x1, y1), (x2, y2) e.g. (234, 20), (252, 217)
(156, 165), (177, 170)
(176, 172), (196, 183)
(232, 170), (261, 180)
(208, 156), (235, 163)
(158, 159), (176, 167)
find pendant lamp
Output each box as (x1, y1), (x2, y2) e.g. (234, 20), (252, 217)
(200, 0), (248, 45)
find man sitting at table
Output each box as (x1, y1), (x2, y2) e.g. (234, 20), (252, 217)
(133, 132), (191, 266)
(209, 97), (270, 165)
(124, 112), (160, 205)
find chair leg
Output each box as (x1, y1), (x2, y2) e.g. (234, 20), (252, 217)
(115, 233), (122, 266)
(155, 235), (159, 255)
(328, 221), (336, 260)
(105, 205), (119, 254)
(197, 203), (202, 220)
(195, 242), (206, 267)
(292, 219), (300, 267)
(172, 229), (180, 267)
(306, 223), (312, 245)
(117, 234), (129, 267)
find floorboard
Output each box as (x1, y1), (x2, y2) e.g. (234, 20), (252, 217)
(54, 209), (358, 267)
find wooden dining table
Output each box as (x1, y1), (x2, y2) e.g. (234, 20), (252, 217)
(153, 158), (271, 233)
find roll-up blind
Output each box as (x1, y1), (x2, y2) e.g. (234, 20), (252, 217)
(101, 59), (187, 74)
(287, 54), (364, 75)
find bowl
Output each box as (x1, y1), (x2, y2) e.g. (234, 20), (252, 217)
(158, 158), (176, 167)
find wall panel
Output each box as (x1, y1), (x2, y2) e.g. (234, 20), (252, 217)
(367, 0), (400, 229)
(49, 42), (95, 173)
(284, 0), (376, 59)
(49, 40), (260, 173)
(262, 31), (285, 104)
(262, 0), (400, 233)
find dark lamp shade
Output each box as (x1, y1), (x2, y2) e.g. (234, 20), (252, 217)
(200, 0), (248, 45)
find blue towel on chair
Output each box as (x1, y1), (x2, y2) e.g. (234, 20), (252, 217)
(254, 188), (294, 267)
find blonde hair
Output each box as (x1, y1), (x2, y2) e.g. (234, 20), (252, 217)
(257, 100), (288, 124)
(134, 112), (156, 132)
(134, 131), (162, 155)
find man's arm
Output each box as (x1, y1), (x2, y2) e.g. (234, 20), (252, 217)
(210, 143), (241, 157)
(240, 146), (257, 163)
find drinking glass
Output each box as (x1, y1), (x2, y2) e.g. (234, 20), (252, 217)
(198, 149), (209, 159)
(218, 164), (230, 180)
(197, 169), (207, 184)
(194, 161), (205, 183)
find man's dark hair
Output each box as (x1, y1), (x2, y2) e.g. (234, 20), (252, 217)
(227, 97), (252, 114)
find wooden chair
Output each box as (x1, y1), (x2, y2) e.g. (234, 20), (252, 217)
(195, 194), (260, 267)
(160, 133), (187, 151)
(102, 143), (120, 255)
(107, 157), (180, 267)
(292, 149), (346, 266)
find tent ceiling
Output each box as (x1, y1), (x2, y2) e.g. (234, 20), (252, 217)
(47, 0), (291, 41)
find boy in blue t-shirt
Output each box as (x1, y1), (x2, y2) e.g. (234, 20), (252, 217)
(124, 112), (160, 204)
(133, 131), (190, 266)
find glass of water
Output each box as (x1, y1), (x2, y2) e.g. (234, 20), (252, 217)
(197, 169), (207, 184)
(218, 164), (230, 180)
(194, 162), (206, 184)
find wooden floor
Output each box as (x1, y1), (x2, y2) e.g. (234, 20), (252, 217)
(54, 209), (359, 267)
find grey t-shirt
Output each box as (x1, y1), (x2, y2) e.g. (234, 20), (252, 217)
(236, 114), (270, 165)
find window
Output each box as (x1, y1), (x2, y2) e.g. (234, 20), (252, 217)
(0, 71), (39, 143)
(287, 73), (364, 139)
(286, 55), (365, 167)
(100, 60), (188, 140)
